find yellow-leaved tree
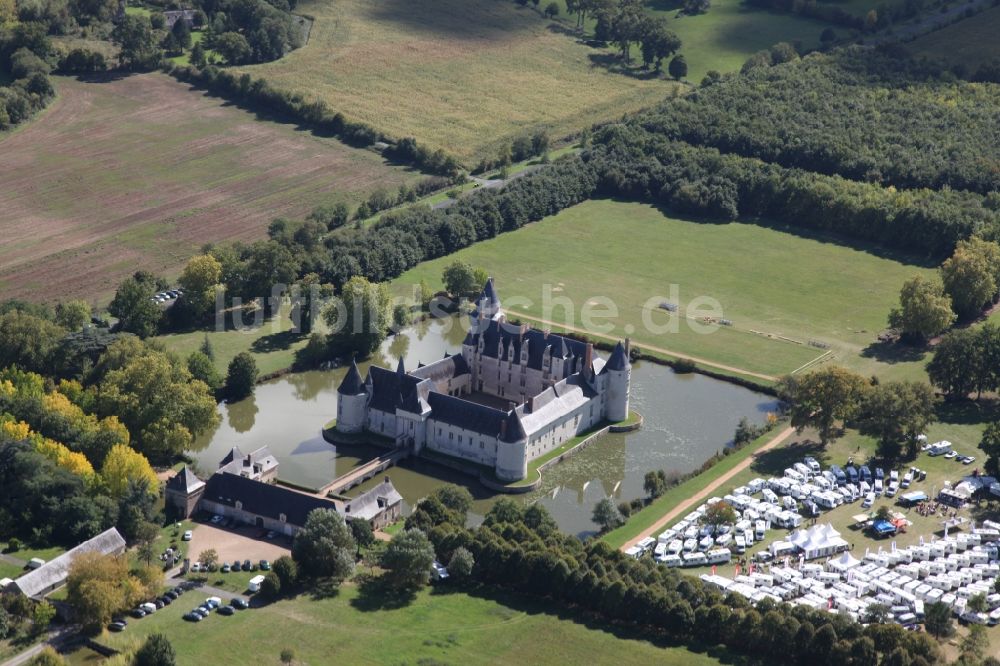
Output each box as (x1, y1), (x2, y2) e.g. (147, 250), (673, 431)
(101, 443), (158, 498)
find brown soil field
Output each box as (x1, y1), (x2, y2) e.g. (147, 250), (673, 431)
(0, 73), (417, 303)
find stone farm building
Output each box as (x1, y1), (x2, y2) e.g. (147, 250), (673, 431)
(7, 528), (126, 599)
(166, 446), (402, 533)
(336, 279), (632, 481)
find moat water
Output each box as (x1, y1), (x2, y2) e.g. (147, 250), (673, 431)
(188, 315), (778, 538)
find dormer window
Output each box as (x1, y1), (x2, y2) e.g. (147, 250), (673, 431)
(279, 513), (287, 523)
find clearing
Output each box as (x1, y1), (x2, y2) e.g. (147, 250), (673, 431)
(907, 6), (1000, 69)
(238, 0), (680, 164)
(97, 582), (724, 665)
(391, 199), (934, 380)
(0, 73), (417, 303)
(645, 0), (832, 81)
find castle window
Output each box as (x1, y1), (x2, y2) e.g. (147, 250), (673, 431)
(480, 442), (484, 449)
(449, 432), (454, 441)
(235, 501), (243, 510)
(458, 435), (463, 443)
(279, 513), (287, 523)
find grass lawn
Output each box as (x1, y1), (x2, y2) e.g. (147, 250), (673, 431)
(0, 73), (417, 303)
(238, 0), (681, 165)
(644, 0), (832, 82)
(167, 31), (220, 67)
(907, 5), (1000, 69)
(391, 199), (933, 380)
(98, 583), (724, 665)
(154, 301), (327, 375)
(185, 569), (260, 595)
(3, 544), (66, 564)
(0, 560), (23, 580)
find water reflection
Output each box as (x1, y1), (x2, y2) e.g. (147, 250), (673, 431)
(188, 315), (778, 537)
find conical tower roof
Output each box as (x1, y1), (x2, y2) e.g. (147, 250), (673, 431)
(337, 357), (366, 395)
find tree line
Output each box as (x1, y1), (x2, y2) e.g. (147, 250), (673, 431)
(402, 485), (941, 666)
(169, 64), (462, 176)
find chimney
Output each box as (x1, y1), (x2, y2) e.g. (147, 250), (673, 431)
(384, 475), (390, 483)
(584, 343), (594, 378)
(527, 396), (534, 413)
(625, 336), (631, 358)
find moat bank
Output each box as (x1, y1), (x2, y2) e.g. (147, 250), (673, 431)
(188, 315), (778, 537)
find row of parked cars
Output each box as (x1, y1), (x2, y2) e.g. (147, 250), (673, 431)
(150, 289), (183, 304)
(190, 559), (271, 574)
(112, 584), (192, 630)
(184, 595), (250, 622)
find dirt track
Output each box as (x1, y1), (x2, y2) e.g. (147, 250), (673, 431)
(0, 73), (412, 302)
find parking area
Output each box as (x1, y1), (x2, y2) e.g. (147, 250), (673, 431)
(187, 520), (291, 564)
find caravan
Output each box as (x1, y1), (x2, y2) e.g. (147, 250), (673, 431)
(927, 441), (953, 457)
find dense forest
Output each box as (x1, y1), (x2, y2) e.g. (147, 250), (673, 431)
(633, 48), (1000, 195)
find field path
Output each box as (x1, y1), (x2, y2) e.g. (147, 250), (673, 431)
(619, 425), (795, 551)
(512, 313), (779, 382)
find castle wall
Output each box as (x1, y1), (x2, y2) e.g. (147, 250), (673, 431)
(425, 420), (500, 467)
(336, 393), (367, 433)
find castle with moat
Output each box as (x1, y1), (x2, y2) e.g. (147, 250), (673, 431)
(335, 279), (631, 481)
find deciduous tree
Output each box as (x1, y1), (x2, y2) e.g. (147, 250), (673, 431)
(857, 381), (936, 460)
(324, 276), (392, 357)
(888, 275), (955, 341)
(381, 528), (435, 589)
(592, 497), (624, 531)
(778, 367), (869, 445)
(291, 509), (355, 582)
(226, 351), (258, 401)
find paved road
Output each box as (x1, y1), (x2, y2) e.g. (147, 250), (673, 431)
(0, 552), (26, 569)
(0, 627), (78, 666)
(619, 426), (796, 551)
(431, 165), (545, 211)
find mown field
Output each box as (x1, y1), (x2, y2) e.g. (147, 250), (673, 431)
(907, 5), (1000, 69)
(644, 0), (831, 81)
(0, 73), (417, 303)
(238, 0), (681, 164)
(391, 199), (934, 380)
(97, 584), (724, 665)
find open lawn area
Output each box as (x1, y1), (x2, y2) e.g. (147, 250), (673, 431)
(0, 560), (24, 580)
(391, 199), (934, 380)
(238, 0), (681, 165)
(907, 6), (1000, 69)
(645, 0), (831, 81)
(0, 73), (417, 303)
(97, 583), (724, 665)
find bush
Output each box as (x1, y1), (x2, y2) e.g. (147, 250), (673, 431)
(6, 537), (21, 552)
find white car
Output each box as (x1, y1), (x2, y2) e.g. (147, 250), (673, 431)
(862, 492), (875, 508)
(182, 530), (193, 541)
(963, 456), (977, 465)
(944, 451), (958, 459)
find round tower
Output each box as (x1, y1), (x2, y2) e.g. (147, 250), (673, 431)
(604, 340), (631, 422)
(336, 358), (367, 433)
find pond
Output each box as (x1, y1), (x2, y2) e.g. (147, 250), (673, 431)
(189, 315), (778, 537)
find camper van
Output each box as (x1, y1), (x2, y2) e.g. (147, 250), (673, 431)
(830, 465), (847, 487)
(707, 548), (732, 564)
(662, 554), (682, 568)
(928, 441), (953, 457)
(248, 574), (267, 592)
(804, 457), (821, 474)
(682, 552), (708, 567)
(667, 539), (683, 555)
(845, 466), (859, 485)
(735, 535), (747, 553)
(637, 537), (656, 554)
(755, 520), (767, 541)
(859, 465), (872, 482)
(901, 472), (913, 489)
(794, 462), (812, 479)
(874, 478), (884, 496)
(698, 536), (715, 551)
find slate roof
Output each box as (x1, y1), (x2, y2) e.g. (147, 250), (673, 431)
(470, 319), (588, 374)
(202, 472), (339, 527)
(166, 466), (205, 494)
(337, 357), (366, 395)
(367, 365), (424, 414)
(480, 278), (501, 307)
(344, 479), (403, 521)
(218, 446), (279, 478)
(14, 528), (126, 598)
(426, 392), (524, 442)
(602, 341), (630, 372)
(409, 354), (470, 383)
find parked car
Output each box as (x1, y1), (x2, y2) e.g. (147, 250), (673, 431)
(190, 562), (201, 573)
(183, 612), (202, 622)
(182, 530), (193, 541)
(108, 621), (126, 632)
(221, 563), (231, 573)
(130, 608), (146, 619)
(218, 605), (235, 616)
(963, 456), (977, 465)
(945, 451), (959, 460)
(243, 559), (254, 571)
(210, 515), (224, 524)
(863, 492), (875, 508)
(259, 560), (271, 571)
(231, 598), (249, 610)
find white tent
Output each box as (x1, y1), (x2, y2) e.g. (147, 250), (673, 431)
(827, 550), (861, 573)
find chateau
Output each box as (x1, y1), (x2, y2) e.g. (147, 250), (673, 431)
(336, 279), (631, 481)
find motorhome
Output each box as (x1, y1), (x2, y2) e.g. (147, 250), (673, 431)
(682, 552), (708, 567)
(859, 466), (872, 482)
(830, 465), (847, 486)
(707, 548), (732, 564)
(735, 535), (747, 553)
(845, 466), (859, 485)
(927, 441), (952, 457)
(794, 462), (812, 479)
(637, 537), (656, 553)
(755, 520), (766, 540)
(804, 457), (821, 474)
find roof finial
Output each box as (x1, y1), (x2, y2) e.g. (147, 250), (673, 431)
(396, 356), (405, 375)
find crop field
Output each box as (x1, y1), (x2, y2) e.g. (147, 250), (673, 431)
(644, 0), (831, 81)
(239, 0), (680, 165)
(0, 73), (417, 303)
(97, 584), (723, 665)
(907, 6), (1000, 69)
(391, 200), (935, 380)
